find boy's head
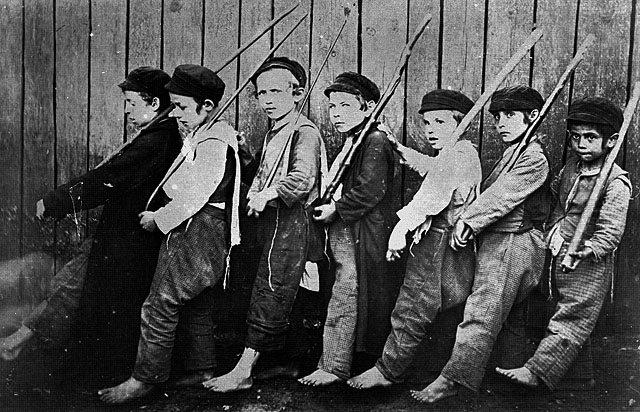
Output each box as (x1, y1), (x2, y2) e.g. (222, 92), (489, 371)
(489, 85), (543, 143)
(566, 97), (623, 163)
(251, 57), (306, 122)
(165, 64), (225, 131)
(118, 66), (172, 127)
(418, 89), (473, 151)
(324, 72), (380, 133)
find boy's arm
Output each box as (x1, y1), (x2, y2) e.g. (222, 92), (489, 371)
(587, 177), (631, 260)
(153, 138), (228, 234)
(460, 147), (549, 234)
(335, 131), (392, 223)
(42, 132), (171, 218)
(272, 126), (321, 207)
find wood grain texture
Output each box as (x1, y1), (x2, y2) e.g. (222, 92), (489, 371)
(162, 0), (203, 72)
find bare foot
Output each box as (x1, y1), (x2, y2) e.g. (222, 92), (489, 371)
(298, 369), (343, 387)
(410, 375), (459, 403)
(203, 370), (253, 393)
(495, 366), (540, 387)
(98, 377), (155, 404)
(347, 366), (392, 389)
(0, 325), (34, 361)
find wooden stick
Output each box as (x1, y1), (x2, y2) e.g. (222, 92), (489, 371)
(320, 12), (433, 204)
(561, 81), (640, 271)
(212, 3), (299, 73)
(503, 34), (595, 173)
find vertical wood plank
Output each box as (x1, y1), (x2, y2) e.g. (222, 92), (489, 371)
(480, 0), (535, 176)
(404, 0), (440, 201)
(361, 0), (407, 211)
(237, 1), (272, 152)
(309, 0), (359, 160)
(23, 0), (55, 254)
(129, 0), (162, 69)
(203, 0), (240, 127)
(0, 0), (24, 259)
(162, 0), (203, 73)
(441, 0), (486, 147)
(89, 0), (127, 165)
(532, 0), (578, 176)
(612, 0), (638, 335)
(55, 0), (90, 249)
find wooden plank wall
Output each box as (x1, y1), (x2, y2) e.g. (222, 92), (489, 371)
(0, 0), (639, 334)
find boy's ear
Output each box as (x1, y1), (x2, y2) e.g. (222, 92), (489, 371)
(150, 96), (161, 111)
(364, 100), (376, 115)
(606, 132), (619, 149)
(202, 99), (216, 112)
(293, 86), (305, 102)
(528, 109), (540, 123)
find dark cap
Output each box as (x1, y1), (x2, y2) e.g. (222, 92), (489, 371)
(250, 56), (307, 88)
(489, 85), (544, 113)
(118, 66), (171, 98)
(419, 89), (474, 114)
(324, 72), (380, 103)
(165, 64), (225, 104)
(567, 97), (623, 131)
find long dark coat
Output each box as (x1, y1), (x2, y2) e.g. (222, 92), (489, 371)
(334, 124), (400, 355)
(42, 118), (181, 375)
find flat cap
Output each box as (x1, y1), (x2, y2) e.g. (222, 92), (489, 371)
(324, 71), (380, 103)
(165, 64), (225, 104)
(489, 85), (544, 113)
(567, 97), (623, 131)
(419, 89), (474, 114)
(251, 56), (307, 88)
(118, 66), (171, 98)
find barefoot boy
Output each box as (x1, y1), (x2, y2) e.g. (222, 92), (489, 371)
(496, 97), (631, 390)
(299, 72), (397, 387)
(412, 85), (550, 403)
(347, 89), (481, 389)
(0, 67), (181, 373)
(99, 64), (240, 403)
(204, 57), (324, 393)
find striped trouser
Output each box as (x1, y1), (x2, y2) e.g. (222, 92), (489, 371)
(317, 219), (358, 380)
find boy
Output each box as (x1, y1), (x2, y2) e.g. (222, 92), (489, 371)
(298, 72), (398, 387)
(413, 85), (550, 403)
(204, 57), (325, 392)
(496, 97), (631, 390)
(99, 64), (240, 403)
(0, 68), (181, 377)
(347, 89), (481, 389)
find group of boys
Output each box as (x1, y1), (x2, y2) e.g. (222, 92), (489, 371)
(0, 54), (631, 406)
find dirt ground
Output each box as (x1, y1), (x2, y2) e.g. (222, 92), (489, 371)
(1, 333), (638, 412)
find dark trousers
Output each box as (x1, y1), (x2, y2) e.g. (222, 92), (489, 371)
(132, 206), (227, 384)
(245, 203), (308, 352)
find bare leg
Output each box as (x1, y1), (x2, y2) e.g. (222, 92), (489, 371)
(495, 366), (540, 387)
(0, 325), (34, 361)
(203, 347), (259, 392)
(298, 369), (343, 387)
(347, 366), (393, 389)
(410, 375), (459, 403)
(98, 377), (155, 404)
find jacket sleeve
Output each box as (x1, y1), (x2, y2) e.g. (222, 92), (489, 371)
(274, 125), (321, 207)
(42, 132), (169, 218)
(461, 146), (549, 233)
(153, 138), (228, 234)
(588, 177), (631, 259)
(335, 131), (392, 224)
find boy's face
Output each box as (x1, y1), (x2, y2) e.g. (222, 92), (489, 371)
(169, 93), (208, 131)
(124, 90), (158, 127)
(568, 124), (615, 163)
(328, 91), (372, 133)
(255, 69), (301, 122)
(493, 109), (537, 143)
(422, 110), (458, 151)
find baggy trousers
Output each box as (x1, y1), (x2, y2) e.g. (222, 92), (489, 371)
(245, 202), (308, 352)
(441, 229), (545, 391)
(132, 206), (227, 384)
(525, 243), (612, 390)
(376, 227), (475, 382)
